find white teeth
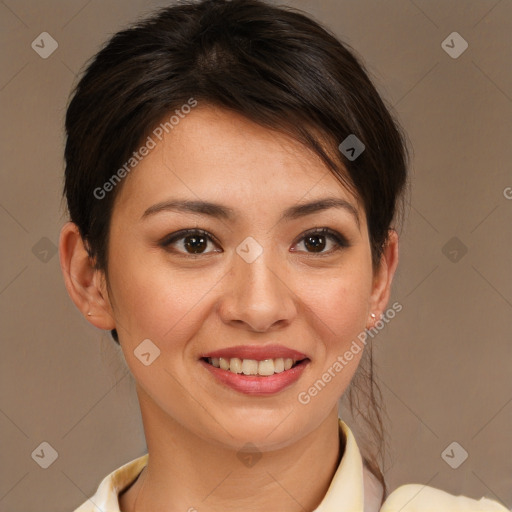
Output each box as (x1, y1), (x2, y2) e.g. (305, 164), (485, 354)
(229, 357), (242, 373)
(274, 358), (285, 373)
(242, 359), (258, 375)
(207, 357), (302, 376)
(258, 359), (275, 376)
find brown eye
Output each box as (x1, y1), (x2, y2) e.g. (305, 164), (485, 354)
(160, 229), (221, 255)
(304, 234), (327, 252)
(183, 234), (208, 253)
(292, 228), (349, 254)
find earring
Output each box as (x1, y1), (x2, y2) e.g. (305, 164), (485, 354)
(87, 312), (92, 316)
(366, 312), (377, 331)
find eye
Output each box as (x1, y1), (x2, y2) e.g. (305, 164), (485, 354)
(291, 228), (349, 254)
(159, 227), (349, 257)
(160, 229), (221, 255)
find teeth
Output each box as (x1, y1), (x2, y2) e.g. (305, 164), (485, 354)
(274, 358), (285, 373)
(242, 359), (258, 375)
(207, 357), (302, 376)
(258, 359), (275, 376)
(229, 357), (242, 373)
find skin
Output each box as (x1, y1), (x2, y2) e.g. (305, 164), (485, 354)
(59, 105), (399, 511)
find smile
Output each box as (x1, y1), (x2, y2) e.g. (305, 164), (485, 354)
(203, 356), (304, 377)
(200, 357), (310, 395)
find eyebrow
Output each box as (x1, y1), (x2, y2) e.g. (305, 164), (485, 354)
(141, 197), (360, 228)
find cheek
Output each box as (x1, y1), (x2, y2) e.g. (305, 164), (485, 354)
(107, 252), (223, 349)
(294, 264), (372, 398)
(108, 262), (220, 405)
(297, 266), (372, 345)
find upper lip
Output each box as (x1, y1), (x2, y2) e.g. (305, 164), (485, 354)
(201, 344), (309, 361)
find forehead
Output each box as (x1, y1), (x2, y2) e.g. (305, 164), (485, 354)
(113, 105), (361, 218)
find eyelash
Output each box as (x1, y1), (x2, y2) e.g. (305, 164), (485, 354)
(159, 228), (350, 256)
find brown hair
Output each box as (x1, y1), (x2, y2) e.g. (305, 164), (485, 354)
(63, 0), (408, 500)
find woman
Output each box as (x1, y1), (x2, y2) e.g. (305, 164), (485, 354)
(59, 0), (507, 510)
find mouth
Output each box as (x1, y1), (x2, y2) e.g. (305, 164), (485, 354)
(201, 356), (308, 377)
(199, 345), (311, 395)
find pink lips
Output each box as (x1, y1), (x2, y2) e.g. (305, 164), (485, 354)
(200, 344), (310, 396)
(201, 344), (308, 361)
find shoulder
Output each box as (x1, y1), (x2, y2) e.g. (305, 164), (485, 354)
(380, 483), (508, 512)
(72, 454), (148, 512)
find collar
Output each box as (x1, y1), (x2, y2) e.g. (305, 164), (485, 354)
(74, 419), (365, 511)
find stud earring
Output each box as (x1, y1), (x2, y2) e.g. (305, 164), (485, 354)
(370, 313), (376, 319)
(87, 312), (92, 317)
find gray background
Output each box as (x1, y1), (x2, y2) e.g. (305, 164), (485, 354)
(0, 0), (511, 510)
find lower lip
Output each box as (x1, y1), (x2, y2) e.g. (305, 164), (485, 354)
(200, 359), (310, 395)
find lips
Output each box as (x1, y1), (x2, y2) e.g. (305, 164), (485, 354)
(199, 344), (310, 395)
(201, 344), (308, 361)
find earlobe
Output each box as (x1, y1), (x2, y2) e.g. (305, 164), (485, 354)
(368, 229), (399, 325)
(58, 222), (116, 331)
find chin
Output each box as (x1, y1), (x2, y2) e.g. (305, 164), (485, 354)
(199, 406), (317, 451)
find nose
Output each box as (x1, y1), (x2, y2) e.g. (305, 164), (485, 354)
(218, 248), (298, 333)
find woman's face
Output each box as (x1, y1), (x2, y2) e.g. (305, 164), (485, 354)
(103, 105), (386, 450)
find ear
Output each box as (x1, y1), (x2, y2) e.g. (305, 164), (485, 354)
(58, 222), (116, 331)
(367, 229), (399, 327)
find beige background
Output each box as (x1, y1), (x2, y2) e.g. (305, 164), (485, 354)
(1, 0), (511, 511)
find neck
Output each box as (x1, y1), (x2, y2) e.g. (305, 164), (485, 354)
(126, 389), (344, 512)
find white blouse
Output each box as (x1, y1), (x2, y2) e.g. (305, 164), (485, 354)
(73, 419), (507, 511)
